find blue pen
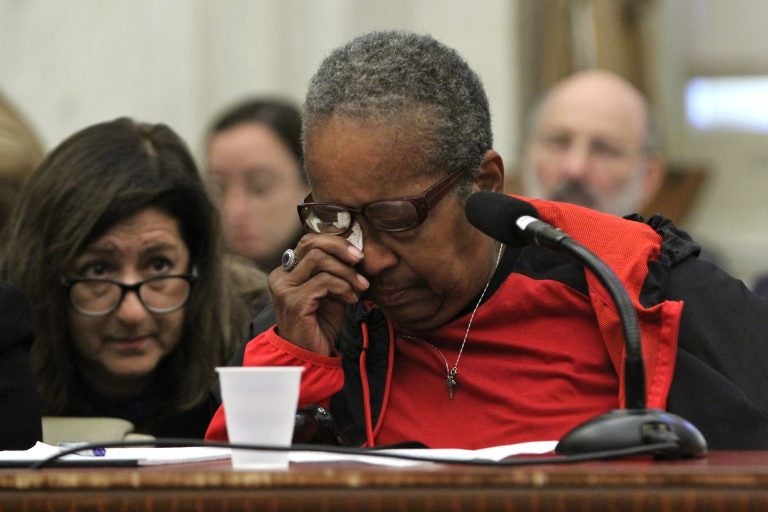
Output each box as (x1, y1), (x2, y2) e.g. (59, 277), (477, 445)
(57, 442), (107, 457)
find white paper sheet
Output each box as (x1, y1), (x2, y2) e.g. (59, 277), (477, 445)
(289, 440), (558, 467)
(0, 442), (230, 466)
(0, 440), (557, 468)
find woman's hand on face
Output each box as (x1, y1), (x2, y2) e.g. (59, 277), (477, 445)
(268, 234), (368, 356)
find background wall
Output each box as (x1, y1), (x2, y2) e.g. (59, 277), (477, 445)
(1, 0), (767, 286)
(0, 0), (518, 163)
(649, 0), (768, 284)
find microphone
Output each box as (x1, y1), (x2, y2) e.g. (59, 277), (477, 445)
(464, 191), (568, 248)
(465, 191), (706, 458)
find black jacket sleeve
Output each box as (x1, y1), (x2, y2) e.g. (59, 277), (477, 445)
(664, 255), (768, 449)
(0, 282), (42, 449)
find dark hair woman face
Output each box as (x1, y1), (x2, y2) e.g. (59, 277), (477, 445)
(2, 117), (238, 413)
(65, 207), (190, 390)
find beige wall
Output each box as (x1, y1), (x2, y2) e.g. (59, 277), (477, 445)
(2, 0), (766, 284)
(0, 0), (519, 169)
(647, 0), (768, 284)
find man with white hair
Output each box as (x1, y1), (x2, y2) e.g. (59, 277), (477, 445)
(521, 69), (665, 217)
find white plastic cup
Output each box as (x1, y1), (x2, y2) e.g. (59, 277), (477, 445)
(216, 366), (304, 470)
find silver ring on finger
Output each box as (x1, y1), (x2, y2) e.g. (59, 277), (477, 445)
(282, 248), (301, 272)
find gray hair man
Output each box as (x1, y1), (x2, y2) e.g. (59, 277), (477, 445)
(520, 70), (665, 217)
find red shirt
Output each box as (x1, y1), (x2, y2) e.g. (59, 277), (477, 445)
(207, 196), (683, 448)
(207, 274), (619, 448)
(376, 273), (618, 448)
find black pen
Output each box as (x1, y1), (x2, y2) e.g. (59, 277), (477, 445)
(57, 442), (107, 457)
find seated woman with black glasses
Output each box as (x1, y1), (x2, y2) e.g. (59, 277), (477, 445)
(1, 118), (258, 438)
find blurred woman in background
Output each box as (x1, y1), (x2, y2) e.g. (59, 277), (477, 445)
(0, 91), (44, 245)
(206, 98), (310, 273)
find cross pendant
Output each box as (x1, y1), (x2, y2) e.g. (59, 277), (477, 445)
(446, 369), (457, 400)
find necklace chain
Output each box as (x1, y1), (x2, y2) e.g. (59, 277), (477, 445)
(401, 242), (504, 399)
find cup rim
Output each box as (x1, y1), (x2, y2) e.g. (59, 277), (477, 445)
(215, 366), (304, 373)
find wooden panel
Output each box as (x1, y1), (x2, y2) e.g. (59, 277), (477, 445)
(641, 165), (709, 224)
(2, 452), (768, 511)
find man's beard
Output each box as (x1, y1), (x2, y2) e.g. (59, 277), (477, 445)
(549, 180), (598, 210)
(521, 161), (646, 217)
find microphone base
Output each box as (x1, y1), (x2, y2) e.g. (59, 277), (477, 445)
(555, 409), (707, 459)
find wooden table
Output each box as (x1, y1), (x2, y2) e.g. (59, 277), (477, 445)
(2, 451), (768, 511)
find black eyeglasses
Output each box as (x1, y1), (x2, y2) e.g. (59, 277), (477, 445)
(62, 271), (198, 317)
(297, 168), (468, 235)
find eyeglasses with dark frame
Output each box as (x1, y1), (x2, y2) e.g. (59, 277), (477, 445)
(62, 270), (198, 317)
(297, 167), (469, 235)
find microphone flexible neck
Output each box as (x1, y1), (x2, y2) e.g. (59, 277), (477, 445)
(559, 238), (646, 409)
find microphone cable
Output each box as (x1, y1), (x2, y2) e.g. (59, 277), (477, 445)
(31, 437), (680, 469)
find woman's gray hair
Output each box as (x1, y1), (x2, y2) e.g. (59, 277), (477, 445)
(303, 30), (492, 194)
